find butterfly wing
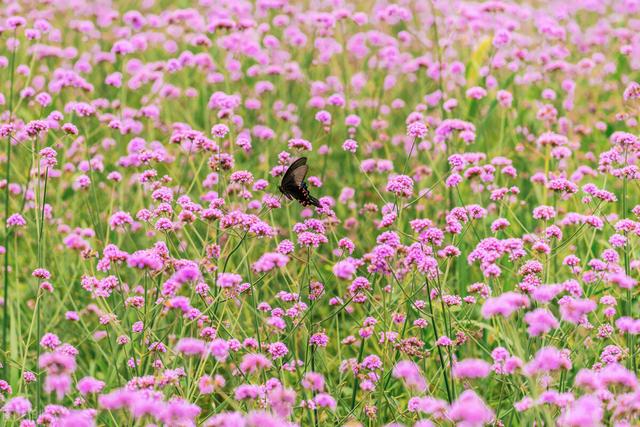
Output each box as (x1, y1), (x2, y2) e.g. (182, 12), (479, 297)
(281, 182), (305, 201)
(279, 157), (320, 208)
(281, 157), (307, 184)
(280, 157), (307, 198)
(303, 193), (321, 208)
(290, 164), (308, 186)
(284, 182), (321, 208)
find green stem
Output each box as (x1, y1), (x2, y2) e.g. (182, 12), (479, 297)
(622, 171), (635, 372)
(425, 279), (452, 403)
(2, 29), (18, 379)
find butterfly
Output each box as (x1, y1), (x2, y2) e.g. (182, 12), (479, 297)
(278, 157), (321, 208)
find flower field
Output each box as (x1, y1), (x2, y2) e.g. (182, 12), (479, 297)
(1, 0), (640, 425)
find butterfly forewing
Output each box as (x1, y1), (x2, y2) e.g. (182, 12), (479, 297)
(290, 164), (308, 186)
(281, 157), (307, 183)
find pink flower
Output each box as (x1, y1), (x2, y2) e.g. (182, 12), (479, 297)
(393, 360), (427, 391)
(497, 90), (513, 107)
(342, 139), (358, 152)
(77, 376), (105, 395)
(310, 332), (329, 347)
(532, 205), (556, 220)
(452, 358), (491, 379)
(198, 375), (225, 394)
(127, 250), (163, 271)
(314, 393), (337, 410)
(481, 292), (530, 318)
(239, 353), (272, 374)
(623, 81), (640, 101)
(216, 273), (242, 289)
(32, 268), (51, 279)
(40, 333), (61, 349)
(44, 374), (71, 400)
(211, 124), (230, 138)
(556, 395), (603, 427)
(209, 339), (230, 362)
(267, 342), (289, 359)
(524, 347), (572, 376)
(268, 386), (296, 418)
(109, 211), (134, 230)
(386, 175), (414, 198)
(514, 396), (534, 412)
(175, 338), (207, 357)
(252, 252), (289, 273)
(448, 390), (494, 425)
(7, 213), (26, 227)
(302, 372), (325, 392)
(2, 396), (31, 417)
(524, 308), (559, 336)
(558, 296), (596, 324)
(466, 86), (487, 100)
(333, 258), (358, 280)
(407, 122), (428, 138)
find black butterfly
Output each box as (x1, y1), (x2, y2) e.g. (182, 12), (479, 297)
(278, 157), (321, 208)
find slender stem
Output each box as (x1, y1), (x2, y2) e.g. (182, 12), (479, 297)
(34, 136), (44, 414)
(621, 161), (635, 372)
(349, 336), (366, 411)
(2, 29), (18, 378)
(425, 279), (452, 403)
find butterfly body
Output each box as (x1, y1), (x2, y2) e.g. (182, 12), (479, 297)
(279, 157), (321, 208)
